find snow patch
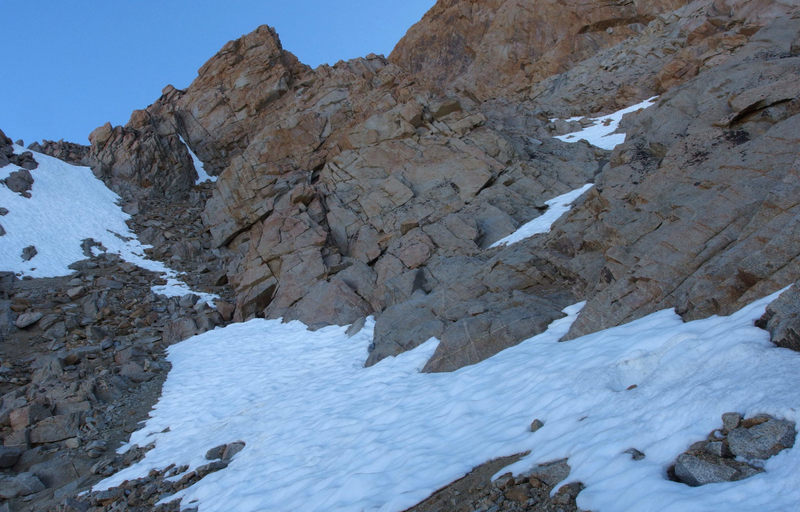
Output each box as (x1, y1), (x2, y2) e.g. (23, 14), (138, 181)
(489, 184), (594, 248)
(180, 136), (216, 184)
(0, 146), (216, 304)
(554, 97), (658, 150)
(96, 290), (800, 512)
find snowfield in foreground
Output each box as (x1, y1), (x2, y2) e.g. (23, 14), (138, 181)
(554, 97), (658, 150)
(0, 146), (215, 302)
(99, 290), (800, 512)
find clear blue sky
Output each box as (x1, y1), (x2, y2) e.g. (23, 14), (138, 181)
(0, 1), (435, 145)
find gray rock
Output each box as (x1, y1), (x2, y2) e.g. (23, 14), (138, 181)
(704, 441), (731, 458)
(0, 446), (22, 468)
(15, 311), (43, 329)
(29, 414), (80, 444)
(345, 316), (366, 337)
(530, 419), (544, 432)
(21, 245), (37, 261)
(727, 418), (796, 460)
(368, 299), (444, 366)
(673, 453), (737, 486)
(721, 412), (742, 432)
(85, 440), (107, 458)
(756, 283), (800, 351)
(526, 459), (570, 487)
(0, 471), (45, 498)
(624, 448), (645, 461)
(222, 441), (246, 460)
(4, 168), (34, 194)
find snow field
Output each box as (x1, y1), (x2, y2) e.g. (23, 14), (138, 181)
(490, 183), (594, 248)
(554, 97), (658, 150)
(0, 146), (215, 303)
(98, 289), (800, 512)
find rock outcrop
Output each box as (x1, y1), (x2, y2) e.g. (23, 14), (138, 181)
(78, 0), (800, 370)
(27, 140), (90, 167)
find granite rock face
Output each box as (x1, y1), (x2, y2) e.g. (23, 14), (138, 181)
(80, 0), (800, 371)
(389, 0), (687, 102)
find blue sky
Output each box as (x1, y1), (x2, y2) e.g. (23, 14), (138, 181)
(0, 1), (435, 145)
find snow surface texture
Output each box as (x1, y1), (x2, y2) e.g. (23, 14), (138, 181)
(179, 136), (216, 184)
(554, 97), (658, 150)
(0, 146), (216, 303)
(489, 184), (594, 248)
(98, 290), (800, 512)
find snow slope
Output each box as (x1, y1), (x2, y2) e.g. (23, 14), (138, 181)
(98, 289), (800, 512)
(490, 184), (594, 248)
(0, 146), (215, 302)
(554, 97), (658, 150)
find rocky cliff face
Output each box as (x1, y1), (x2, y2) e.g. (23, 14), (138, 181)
(390, 0), (687, 102)
(82, 0), (799, 371)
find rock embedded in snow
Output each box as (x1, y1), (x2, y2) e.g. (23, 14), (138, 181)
(20, 245), (37, 261)
(673, 454), (740, 486)
(727, 418), (796, 460)
(4, 168), (34, 195)
(721, 412), (742, 432)
(756, 283), (800, 352)
(524, 459), (571, 487)
(671, 413), (796, 487)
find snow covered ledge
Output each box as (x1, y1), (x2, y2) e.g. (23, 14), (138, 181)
(489, 184), (594, 248)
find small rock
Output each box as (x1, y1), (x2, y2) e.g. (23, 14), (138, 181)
(346, 316), (366, 337)
(215, 300), (235, 321)
(67, 286), (86, 299)
(504, 483), (531, 503)
(65, 437), (80, 449)
(205, 444), (226, 460)
(673, 453), (737, 486)
(85, 440), (107, 458)
(721, 412), (742, 431)
(29, 414), (80, 444)
(4, 169), (34, 195)
(527, 459), (570, 487)
(90, 457), (116, 476)
(0, 446), (23, 468)
(493, 473), (515, 490)
(21, 245), (37, 261)
(624, 448), (645, 460)
(727, 418), (796, 460)
(15, 310), (43, 329)
(222, 441), (246, 460)
(705, 441), (731, 458)
(530, 419), (544, 432)
(0, 472), (45, 498)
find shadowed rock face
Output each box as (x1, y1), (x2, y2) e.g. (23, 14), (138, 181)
(83, 0), (800, 371)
